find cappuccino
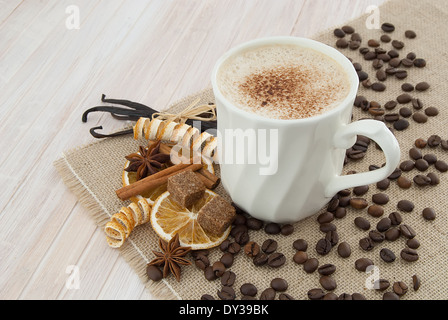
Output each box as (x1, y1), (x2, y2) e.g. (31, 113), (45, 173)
(217, 44), (350, 120)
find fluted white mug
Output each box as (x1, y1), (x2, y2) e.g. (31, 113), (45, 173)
(211, 36), (400, 223)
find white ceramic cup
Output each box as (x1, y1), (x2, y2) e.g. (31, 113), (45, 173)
(211, 36), (400, 223)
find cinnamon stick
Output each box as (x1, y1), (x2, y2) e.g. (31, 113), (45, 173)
(196, 168), (220, 189)
(116, 163), (202, 201)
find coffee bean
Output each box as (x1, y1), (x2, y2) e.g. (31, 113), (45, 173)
(281, 224), (294, 235)
(355, 258), (374, 271)
(270, 278), (288, 292)
(415, 158), (429, 171)
(400, 224), (417, 239)
(320, 276), (337, 291)
(194, 254), (210, 270)
(412, 112), (428, 123)
(337, 242), (351, 258)
(401, 248), (419, 262)
(240, 283), (257, 296)
(267, 252), (286, 268)
(230, 224), (247, 237)
(364, 51), (377, 60)
(389, 57), (401, 68)
(368, 39), (380, 47)
(415, 81), (430, 91)
(414, 58), (426, 68)
(414, 174), (431, 186)
(357, 70), (369, 81)
(359, 237), (375, 251)
(411, 98), (423, 110)
(415, 138), (427, 148)
(442, 140), (448, 150)
(377, 217), (392, 232)
(368, 204), (384, 217)
(397, 199), (414, 212)
(279, 293), (295, 300)
(388, 167), (402, 180)
(259, 288), (276, 300)
(334, 206), (347, 218)
(261, 239), (277, 254)
(320, 222), (336, 233)
(428, 135), (442, 147)
(407, 52), (416, 60)
(333, 28), (346, 38)
(376, 178), (390, 190)
(146, 265), (163, 281)
(336, 38), (349, 48)
(204, 266), (217, 281)
(359, 47), (370, 55)
(393, 281), (409, 297)
(374, 279), (390, 291)
(409, 147), (423, 160)
(212, 261), (226, 277)
(388, 49), (399, 58)
(350, 198), (368, 209)
(394, 118), (409, 130)
(338, 293), (353, 300)
(246, 217), (263, 230)
(318, 264), (336, 276)
(397, 93), (412, 104)
(380, 34), (392, 43)
(407, 238), (420, 249)
(371, 82), (386, 92)
(264, 222), (281, 235)
(399, 107), (412, 118)
(405, 30), (417, 39)
(233, 213), (246, 225)
(354, 216), (370, 230)
(372, 193), (389, 205)
(389, 211), (403, 225)
(392, 40), (404, 49)
(395, 69), (408, 79)
(221, 270), (236, 286)
(384, 113), (400, 122)
(435, 160), (448, 172)
(381, 22), (395, 32)
(217, 286), (235, 300)
(380, 248), (396, 263)
(234, 230), (249, 245)
(200, 294), (214, 300)
(303, 257), (319, 273)
(342, 25), (355, 34)
(385, 228), (401, 241)
(244, 241), (260, 258)
(425, 106), (439, 117)
(292, 239), (308, 251)
(227, 242), (241, 254)
(376, 69), (387, 81)
(423, 153), (437, 164)
(372, 59), (384, 69)
(351, 33), (362, 42)
(401, 83), (414, 92)
(401, 58), (414, 67)
(412, 274), (421, 291)
(428, 171), (440, 184)
(325, 230), (339, 247)
(308, 288), (325, 300)
(316, 238), (332, 255)
(253, 252), (268, 266)
(293, 251), (308, 264)
(383, 291), (400, 300)
(369, 230), (385, 243)
(397, 176), (412, 189)
(422, 207), (436, 221)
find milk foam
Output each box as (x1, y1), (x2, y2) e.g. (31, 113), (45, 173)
(217, 44), (351, 120)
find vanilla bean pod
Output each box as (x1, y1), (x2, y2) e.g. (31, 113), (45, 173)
(82, 95), (217, 139)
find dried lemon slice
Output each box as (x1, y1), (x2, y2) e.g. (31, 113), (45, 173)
(150, 189), (230, 250)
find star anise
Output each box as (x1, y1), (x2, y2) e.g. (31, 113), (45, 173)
(147, 234), (191, 282)
(124, 140), (171, 181)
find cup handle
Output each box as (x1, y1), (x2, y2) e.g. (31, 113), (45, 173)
(324, 120), (401, 197)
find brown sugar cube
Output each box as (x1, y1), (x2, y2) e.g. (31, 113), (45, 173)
(167, 170), (206, 208)
(197, 195), (236, 236)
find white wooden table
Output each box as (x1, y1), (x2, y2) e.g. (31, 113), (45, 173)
(0, 0), (386, 300)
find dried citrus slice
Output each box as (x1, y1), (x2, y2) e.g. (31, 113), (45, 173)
(150, 189), (230, 250)
(122, 149), (214, 205)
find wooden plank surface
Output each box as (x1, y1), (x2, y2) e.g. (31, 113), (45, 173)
(0, 0), (386, 300)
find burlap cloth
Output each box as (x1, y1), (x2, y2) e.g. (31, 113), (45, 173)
(55, 0), (448, 300)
